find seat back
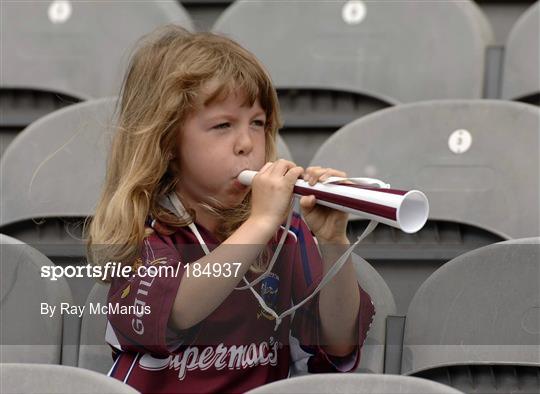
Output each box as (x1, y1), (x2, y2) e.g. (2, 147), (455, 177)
(311, 100), (539, 239)
(1, 1), (193, 98)
(0, 363), (139, 394)
(0, 234), (73, 364)
(213, 0), (493, 102)
(351, 254), (396, 373)
(402, 238), (540, 378)
(246, 373), (464, 394)
(311, 100), (539, 312)
(502, 3), (540, 103)
(78, 283), (112, 374)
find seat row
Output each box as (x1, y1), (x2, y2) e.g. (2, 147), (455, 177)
(0, 364), (466, 393)
(1, 233), (538, 393)
(3, 0), (537, 102)
(2, 98), (538, 237)
(1, 97), (538, 313)
(1, 1), (538, 156)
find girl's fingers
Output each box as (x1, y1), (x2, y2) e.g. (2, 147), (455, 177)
(256, 160), (303, 186)
(270, 159), (298, 176)
(304, 167), (347, 185)
(284, 165), (304, 183)
(299, 195), (317, 211)
(258, 162), (273, 174)
(302, 166), (321, 181)
(320, 169), (347, 182)
(302, 195), (316, 205)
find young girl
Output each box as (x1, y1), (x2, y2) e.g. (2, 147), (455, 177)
(87, 25), (374, 394)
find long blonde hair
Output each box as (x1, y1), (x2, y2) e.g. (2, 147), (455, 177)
(86, 25), (282, 276)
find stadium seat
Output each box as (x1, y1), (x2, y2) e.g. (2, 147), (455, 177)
(1, 1), (193, 99)
(0, 97), (293, 304)
(213, 0), (493, 102)
(78, 282), (112, 374)
(213, 0), (493, 166)
(0, 1), (193, 157)
(245, 373), (464, 394)
(350, 254), (396, 374)
(402, 237), (540, 393)
(0, 98), (117, 306)
(0, 89), (81, 158)
(0, 363), (139, 394)
(501, 2), (540, 104)
(310, 100), (539, 313)
(0, 234), (73, 364)
(276, 135), (293, 162)
(312, 100), (539, 239)
(291, 253), (396, 374)
(181, 0), (231, 32)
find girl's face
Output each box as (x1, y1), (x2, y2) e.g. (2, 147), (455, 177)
(175, 86), (267, 209)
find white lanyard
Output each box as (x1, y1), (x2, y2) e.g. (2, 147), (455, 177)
(163, 191), (377, 331)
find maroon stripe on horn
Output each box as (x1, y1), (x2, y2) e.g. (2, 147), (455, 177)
(293, 185), (397, 221)
(331, 182), (408, 196)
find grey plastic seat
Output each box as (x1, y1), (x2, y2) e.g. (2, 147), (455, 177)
(0, 2), (193, 158)
(77, 282), (113, 374)
(0, 97), (118, 309)
(0, 234), (73, 364)
(276, 135), (293, 162)
(0, 90), (81, 158)
(402, 237), (540, 393)
(1, 1), (193, 99)
(0, 98), (117, 258)
(312, 100), (539, 239)
(351, 254), (396, 374)
(291, 253), (396, 374)
(214, 0), (493, 103)
(311, 100), (539, 313)
(502, 2), (540, 103)
(246, 373), (464, 394)
(0, 363), (140, 394)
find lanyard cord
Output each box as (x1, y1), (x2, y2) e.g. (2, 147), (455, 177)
(242, 219), (377, 331)
(165, 191), (378, 331)
(234, 203), (294, 290)
(168, 192), (295, 290)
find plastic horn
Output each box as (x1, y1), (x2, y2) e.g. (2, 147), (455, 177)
(238, 170), (429, 234)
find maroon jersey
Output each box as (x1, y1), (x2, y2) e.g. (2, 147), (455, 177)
(105, 213), (375, 393)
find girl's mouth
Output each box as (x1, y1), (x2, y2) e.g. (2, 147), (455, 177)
(231, 178), (249, 191)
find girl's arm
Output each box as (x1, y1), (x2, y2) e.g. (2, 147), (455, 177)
(317, 238), (360, 357)
(169, 216), (274, 330)
(298, 166), (362, 357)
(170, 160), (304, 331)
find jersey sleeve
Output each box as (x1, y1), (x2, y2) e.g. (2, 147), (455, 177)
(106, 227), (198, 356)
(289, 216), (375, 373)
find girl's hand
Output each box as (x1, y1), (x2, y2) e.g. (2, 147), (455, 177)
(250, 160), (304, 230)
(300, 166), (350, 244)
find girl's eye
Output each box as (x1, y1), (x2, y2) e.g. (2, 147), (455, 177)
(213, 122), (231, 130)
(252, 120), (266, 128)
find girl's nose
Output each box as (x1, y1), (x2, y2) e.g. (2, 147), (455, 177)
(234, 125), (254, 156)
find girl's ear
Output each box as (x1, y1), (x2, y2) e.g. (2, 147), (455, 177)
(166, 150), (178, 171)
